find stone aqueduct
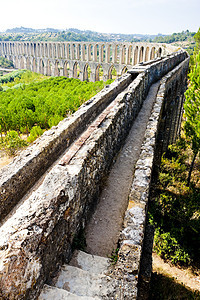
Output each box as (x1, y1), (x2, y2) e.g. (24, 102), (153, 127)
(0, 41), (176, 81)
(0, 40), (190, 299)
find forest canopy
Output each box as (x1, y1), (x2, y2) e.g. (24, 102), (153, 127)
(0, 70), (113, 138)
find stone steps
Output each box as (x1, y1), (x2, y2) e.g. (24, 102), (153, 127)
(39, 250), (113, 299)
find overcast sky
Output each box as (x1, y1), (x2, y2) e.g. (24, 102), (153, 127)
(0, 0), (199, 35)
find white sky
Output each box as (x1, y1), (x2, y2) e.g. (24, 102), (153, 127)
(0, 0), (199, 35)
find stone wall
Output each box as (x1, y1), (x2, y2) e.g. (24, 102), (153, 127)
(109, 56), (189, 299)
(0, 51), (189, 299)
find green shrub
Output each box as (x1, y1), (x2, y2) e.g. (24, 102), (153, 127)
(2, 130), (28, 155)
(154, 229), (191, 265)
(27, 126), (44, 143)
(149, 139), (200, 266)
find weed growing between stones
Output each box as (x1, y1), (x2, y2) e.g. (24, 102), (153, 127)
(109, 248), (119, 265)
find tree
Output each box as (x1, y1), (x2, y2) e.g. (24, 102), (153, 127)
(184, 51), (200, 185)
(194, 27), (200, 51)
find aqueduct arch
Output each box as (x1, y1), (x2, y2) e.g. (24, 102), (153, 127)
(0, 41), (177, 82)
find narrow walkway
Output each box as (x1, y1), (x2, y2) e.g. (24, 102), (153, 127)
(85, 81), (160, 257)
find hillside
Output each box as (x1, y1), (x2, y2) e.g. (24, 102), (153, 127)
(0, 26), (158, 42)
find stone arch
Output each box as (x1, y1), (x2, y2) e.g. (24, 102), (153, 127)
(95, 64), (103, 81)
(27, 43), (30, 56)
(108, 45), (113, 63)
(37, 43), (41, 57)
(121, 66), (128, 75)
(100, 45), (106, 63)
(39, 59), (45, 74)
(139, 46), (144, 63)
(32, 58), (37, 72)
(33, 43), (37, 56)
(53, 44), (57, 58)
(150, 47), (155, 60)
(127, 45), (133, 65)
(54, 60), (60, 76)
(108, 65), (117, 80)
(134, 46), (139, 65)
(30, 43), (34, 56)
(57, 44), (61, 58)
(47, 60), (52, 76)
(157, 47), (162, 58)
(41, 43), (44, 57)
(88, 44), (93, 61)
(144, 47), (150, 62)
(121, 45), (126, 64)
(26, 57), (31, 70)
(45, 43), (48, 57)
(72, 44), (76, 60)
(82, 44), (87, 61)
(66, 44), (70, 59)
(94, 44), (99, 62)
(73, 61), (80, 79)
(20, 56), (25, 69)
(77, 44), (81, 60)
(49, 44), (53, 58)
(114, 45), (120, 63)
(83, 63), (91, 81)
(63, 61), (69, 77)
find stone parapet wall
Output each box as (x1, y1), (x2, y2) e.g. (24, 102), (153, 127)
(109, 56), (189, 299)
(0, 51), (189, 299)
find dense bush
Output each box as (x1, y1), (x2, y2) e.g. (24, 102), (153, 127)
(0, 57), (14, 69)
(0, 130), (28, 155)
(149, 140), (200, 266)
(0, 70), (113, 141)
(0, 70), (26, 84)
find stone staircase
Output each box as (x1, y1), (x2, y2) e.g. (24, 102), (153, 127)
(39, 250), (114, 299)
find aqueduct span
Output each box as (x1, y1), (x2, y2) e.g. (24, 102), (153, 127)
(0, 41), (177, 81)
(0, 44), (189, 299)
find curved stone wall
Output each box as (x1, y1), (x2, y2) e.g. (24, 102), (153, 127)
(0, 41), (178, 81)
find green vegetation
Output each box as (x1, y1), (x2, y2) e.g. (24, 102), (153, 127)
(150, 30), (196, 44)
(0, 57), (14, 69)
(0, 130), (28, 156)
(0, 70), (113, 151)
(184, 51), (200, 184)
(109, 248), (119, 264)
(149, 139), (200, 266)
(0, 70), (26, 85)
(149, 32), (200, 267)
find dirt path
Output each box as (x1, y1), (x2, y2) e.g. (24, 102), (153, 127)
(85, 81), (161, 257)
(152, 253), (200, 292)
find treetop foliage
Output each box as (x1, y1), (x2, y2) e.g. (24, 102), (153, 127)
(0, 70), (113, 138)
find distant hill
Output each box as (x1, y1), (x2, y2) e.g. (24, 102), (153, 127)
(1, 27), (161, 42)
(0, 27), (196, 51)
